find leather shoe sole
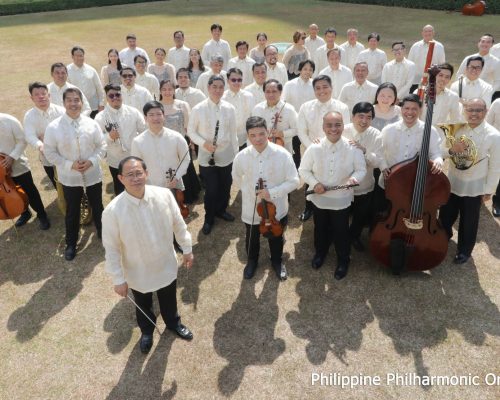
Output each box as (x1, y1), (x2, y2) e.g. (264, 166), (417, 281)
(140, 333), (153, 354)
(311, 254), (325, 269)
(244, 260), (258, 279)
(170, 323), (193, 340)
(64, 245), (77, 261)
(202, 222), (213, 235)
(334, 264), (348, 280)
(453, 253), (470, 264)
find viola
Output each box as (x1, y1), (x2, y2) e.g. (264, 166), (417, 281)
(0, 154), (28, 220)
(256, 178), (283, 238)
(369, 66), (450, 273)
(166, 167), (189, 219)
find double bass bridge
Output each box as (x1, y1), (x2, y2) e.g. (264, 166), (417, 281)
(403, 218), (423, 230)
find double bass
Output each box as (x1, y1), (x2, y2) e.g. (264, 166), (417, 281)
(0, 154), (28, 220)
(369, 66), (450, 273)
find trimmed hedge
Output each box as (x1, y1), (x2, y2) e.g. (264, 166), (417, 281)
(324, 0), (500, 14)
(0, 0), (167, 16)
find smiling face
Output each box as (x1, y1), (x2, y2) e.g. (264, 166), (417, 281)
(52, 66), (68, 86)
(264, 81), (281, 106)
(352, 112), (373, 132)
(177, 71), (190, 88)
(314, 79), (332, 103)
(466, 60), (483, 81)
(145, 107), (165, 132)
(401, 100), (421, 127)
(323, 112), (344, 144)
(72, 50), (85, 67)
(265, 47), (278, 66)
(300, 63), (314, 81)
(118, 159), (148, 197)
(253, 65), (267, 85)
(464, 99), (487, 128)
(208, 79), (225, 103)
(436, 68), (452, 91)
(63, 91), (83, 119)
(478, 35), (493, 55)
(160, 82), (175, 99)
(106, 89), (122, 110)
(227, 71), (243, 92)
(377, 87), (396, 107)
(353, 63), (368, 83)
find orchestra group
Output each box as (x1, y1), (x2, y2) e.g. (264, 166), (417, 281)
(1, 22), (500, 353)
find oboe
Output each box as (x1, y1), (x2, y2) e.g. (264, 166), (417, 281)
(208, 120), (219, 166)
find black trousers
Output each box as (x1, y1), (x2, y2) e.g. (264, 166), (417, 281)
(109, 166), (124, 196)
(131, 280), (180, 335)
(303, 184), (313, 212)
(12, 171), (46, 217)
(439, 193), (482, 257)
(245, 216), (287, 266)
(313, 204), (351, 265)
(292, 136), (301, 169)
(493, 181), (500, 207)
(199, 163), (232, 225)
(62, 182), (103, 246)
(350, 191), (374, 239)
(43, 165), (57, 189)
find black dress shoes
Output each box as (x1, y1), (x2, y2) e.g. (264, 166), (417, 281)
(311, 253), (325, 269)
(64, 245), (77, 261)
(351, 238), (365, 252)
(273, 263), (287, 281)
(334, 264), (349, 280)
(170, 323), (193, 341)
(140, 333), (153, 354)
(37, 215), (51, 230)
(244, 259), (258, 279)
(216, 211), (235, 222)
(202, 222), (213, 235)
(493, 204), (500, 218)
(453, 253), (470, 264)
(15, 210), (32, 227)
(298, 209), (313, 222)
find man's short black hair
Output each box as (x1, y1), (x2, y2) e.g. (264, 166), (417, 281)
(118, 156), (147, 175)
(63, 87), (83, 102)
(208, 74), (225, 86)
(312, 74), (332, 88)
(438, 62), (454, 77)
(227, 68), (243, 79)
(298, 59), (315, 73)
(29, 81), (48, 95)
(71, 46), (85, 55)
(104, 84), (121, 94)
(324, 27), (337, 36)
(466, 55), (485, 68)
(368, 32), (380, 42)
(211, 23), (222, 31)
(143, 100), (165, 116)
(246, 116), (267, 132)
(120, 67), (136, 77)
(263, 79), (282, 92)
(51, 62), (67, 74)
(352, 102), (375, 118)
(252, 62), (267, 72)
(176, 67), (190, 79)
(400, 93), (422, 108)
(235, 40), (249, 50)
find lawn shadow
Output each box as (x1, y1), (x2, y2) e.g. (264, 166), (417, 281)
(213, 273), (285, 397)
(286, 225), (374, 365)
(106, 333), (177, 400)
(365, 255), (500, 388)
(177, 219), (233, 310)
(475, 203), (500, 259)
(5, 222), (103, 342)
(103, 297), (136, 354)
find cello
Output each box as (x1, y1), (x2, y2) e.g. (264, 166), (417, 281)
(369, 66), (450, 273)
(0, 154), (28, 220)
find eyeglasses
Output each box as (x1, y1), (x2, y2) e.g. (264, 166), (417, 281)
(107, 93), (122, 99)
(121, 74), (134, 78)
(467, 65), (482, 71)
(122, 171), (145, 179)
(392, 47), (404, 52)
(230, 78), (243, 83)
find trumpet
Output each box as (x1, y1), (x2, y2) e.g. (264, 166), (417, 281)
(438, 123), (478, 170)
(208, 120), (219, 166)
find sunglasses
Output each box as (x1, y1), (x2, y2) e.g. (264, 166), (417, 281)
(230, 78), (243, 83)
(107, 93), (122, 99)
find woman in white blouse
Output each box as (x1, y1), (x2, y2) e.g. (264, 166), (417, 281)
(372, 82), (401, 132)
(249, 32), (268, 64)
(159, 79), (200, 203)
(101, 49), (123, 86)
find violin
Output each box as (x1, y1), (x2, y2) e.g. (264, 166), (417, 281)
(166, 167), (189, 219)
(269, 103), (286, 147)
(0, 154), (28, 220)
(369, 66), (450, 273)
(256, 178), (283, 238)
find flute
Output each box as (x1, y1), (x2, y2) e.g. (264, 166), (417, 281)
(208, 120), (219, 166)
(305, 183), (359, 196)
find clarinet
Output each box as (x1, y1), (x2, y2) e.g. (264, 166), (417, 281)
(208, 120), (219, 166)
(305, 183), (359, 196)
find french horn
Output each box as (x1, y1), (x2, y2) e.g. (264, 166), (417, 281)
(438, 123), (478, 170)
